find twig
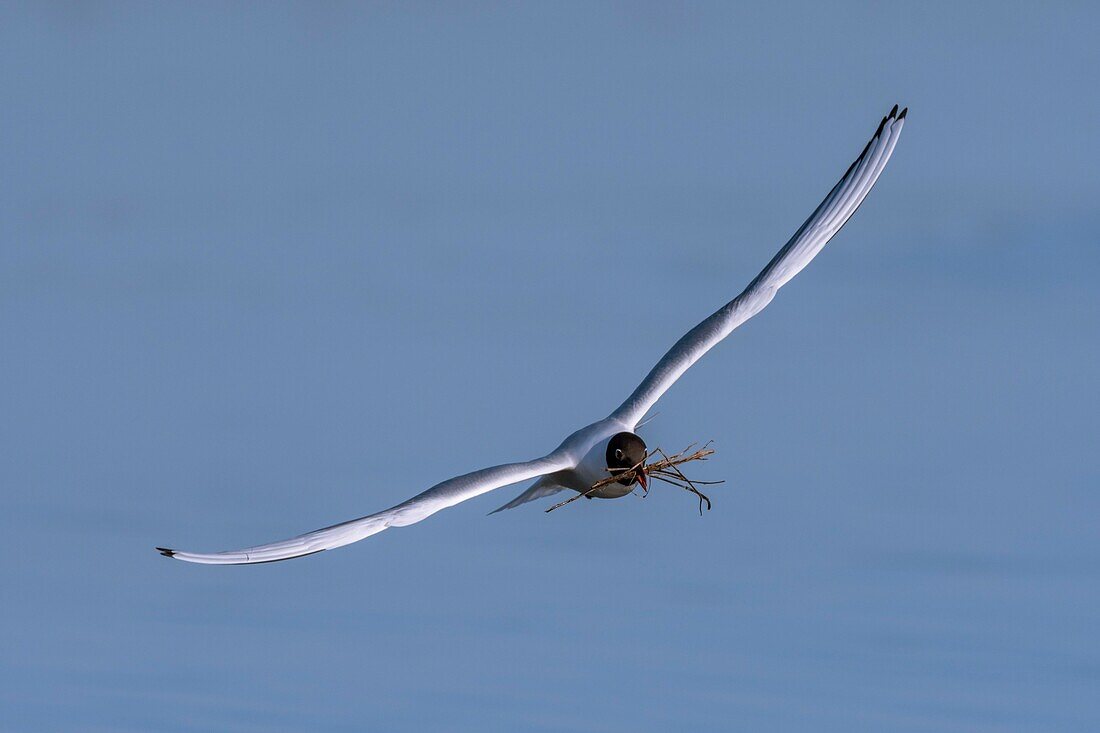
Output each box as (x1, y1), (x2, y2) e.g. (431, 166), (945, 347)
(655, 447), (714, 515)
(544, 484), (600, 513)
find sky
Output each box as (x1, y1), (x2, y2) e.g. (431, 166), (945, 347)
(2, 3), (1098, 731)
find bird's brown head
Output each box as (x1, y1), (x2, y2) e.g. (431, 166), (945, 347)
(606, 432), (648, 490)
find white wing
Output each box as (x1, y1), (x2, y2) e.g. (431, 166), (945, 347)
(611, 105), (907, 428)
(157, 452), (574, 564)
(488, 474), (569, 514)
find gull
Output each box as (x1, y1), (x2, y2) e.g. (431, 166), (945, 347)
(157, 105), (906, 564)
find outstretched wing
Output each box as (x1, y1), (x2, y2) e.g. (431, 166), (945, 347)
(611, 105), (907, 428)
(157, 452), (574, 564)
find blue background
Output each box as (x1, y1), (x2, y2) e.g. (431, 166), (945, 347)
(2, 3), (1098, 731)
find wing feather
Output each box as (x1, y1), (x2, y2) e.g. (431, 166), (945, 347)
(157, 452), (574, 564)
(611, 106), (906, 427)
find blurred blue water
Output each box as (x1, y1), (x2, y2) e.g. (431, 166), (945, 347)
(2, 3), (1098, 731)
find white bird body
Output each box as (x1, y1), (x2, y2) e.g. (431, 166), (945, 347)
(158, 106), (907, 565)
(554, 418), (639, 498)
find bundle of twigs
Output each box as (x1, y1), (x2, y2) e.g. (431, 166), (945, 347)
(545, 442), (723, 515)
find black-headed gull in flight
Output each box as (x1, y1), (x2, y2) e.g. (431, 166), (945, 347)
(158, 105), (906, 564)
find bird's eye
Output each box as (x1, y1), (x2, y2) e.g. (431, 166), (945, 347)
(614, 449), (624, 461)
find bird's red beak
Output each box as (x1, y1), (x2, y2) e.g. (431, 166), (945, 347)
(636, 469), (648, 491)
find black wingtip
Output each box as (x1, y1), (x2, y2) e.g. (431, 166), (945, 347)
(898, 106), (908, 120)
(889, 103), (899, 118)
(875, 115), (888, 136)
(156, 547), (176, 558)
